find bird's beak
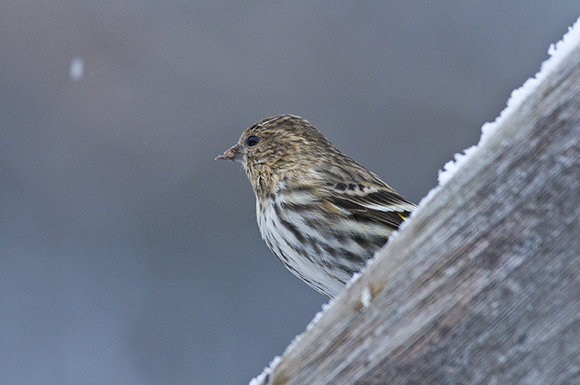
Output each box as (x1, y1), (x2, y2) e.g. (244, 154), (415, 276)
(215, 144), (242, 163)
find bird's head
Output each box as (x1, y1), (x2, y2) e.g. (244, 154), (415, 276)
(216, 114), (334, 197)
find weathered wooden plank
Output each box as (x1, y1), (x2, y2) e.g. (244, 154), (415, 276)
(260, 23), (580, 385)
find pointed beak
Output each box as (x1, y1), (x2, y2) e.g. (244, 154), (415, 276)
(215, 144), (242, 163)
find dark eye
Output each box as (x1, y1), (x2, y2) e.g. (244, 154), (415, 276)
(247, 136), (260, 147)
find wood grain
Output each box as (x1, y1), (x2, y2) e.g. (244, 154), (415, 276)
(262, 34), (580, 385)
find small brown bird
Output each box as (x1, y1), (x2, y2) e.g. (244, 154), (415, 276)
(217, 115), (416, 298)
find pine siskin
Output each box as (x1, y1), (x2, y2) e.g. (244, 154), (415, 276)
(216, 114), (416, 298)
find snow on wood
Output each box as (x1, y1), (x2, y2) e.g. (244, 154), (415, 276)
(252, 17), (580, 385)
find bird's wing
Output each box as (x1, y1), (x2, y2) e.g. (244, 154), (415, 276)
(326, 182), (416, 229)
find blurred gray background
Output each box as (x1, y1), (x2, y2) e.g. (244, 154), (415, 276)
(1, 1), (579, 384)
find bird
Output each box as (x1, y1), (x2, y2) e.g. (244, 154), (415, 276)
(216, 114), (416, 298)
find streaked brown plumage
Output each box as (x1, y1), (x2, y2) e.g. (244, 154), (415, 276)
(217, 114), (416, 298)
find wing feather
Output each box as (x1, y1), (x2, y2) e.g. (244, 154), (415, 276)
(327, 184), (416, 229)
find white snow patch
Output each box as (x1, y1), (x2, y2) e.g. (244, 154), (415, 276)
(361, 286), (372, 310)
(249, 355), (281, 385)
(305, 301), (334, 332)
(344, 271), (362, 290)
(436, 16), (580, 189)
(69, 57), (84, 80)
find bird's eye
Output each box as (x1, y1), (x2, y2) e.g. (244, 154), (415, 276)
(247, 136), (260, 147)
